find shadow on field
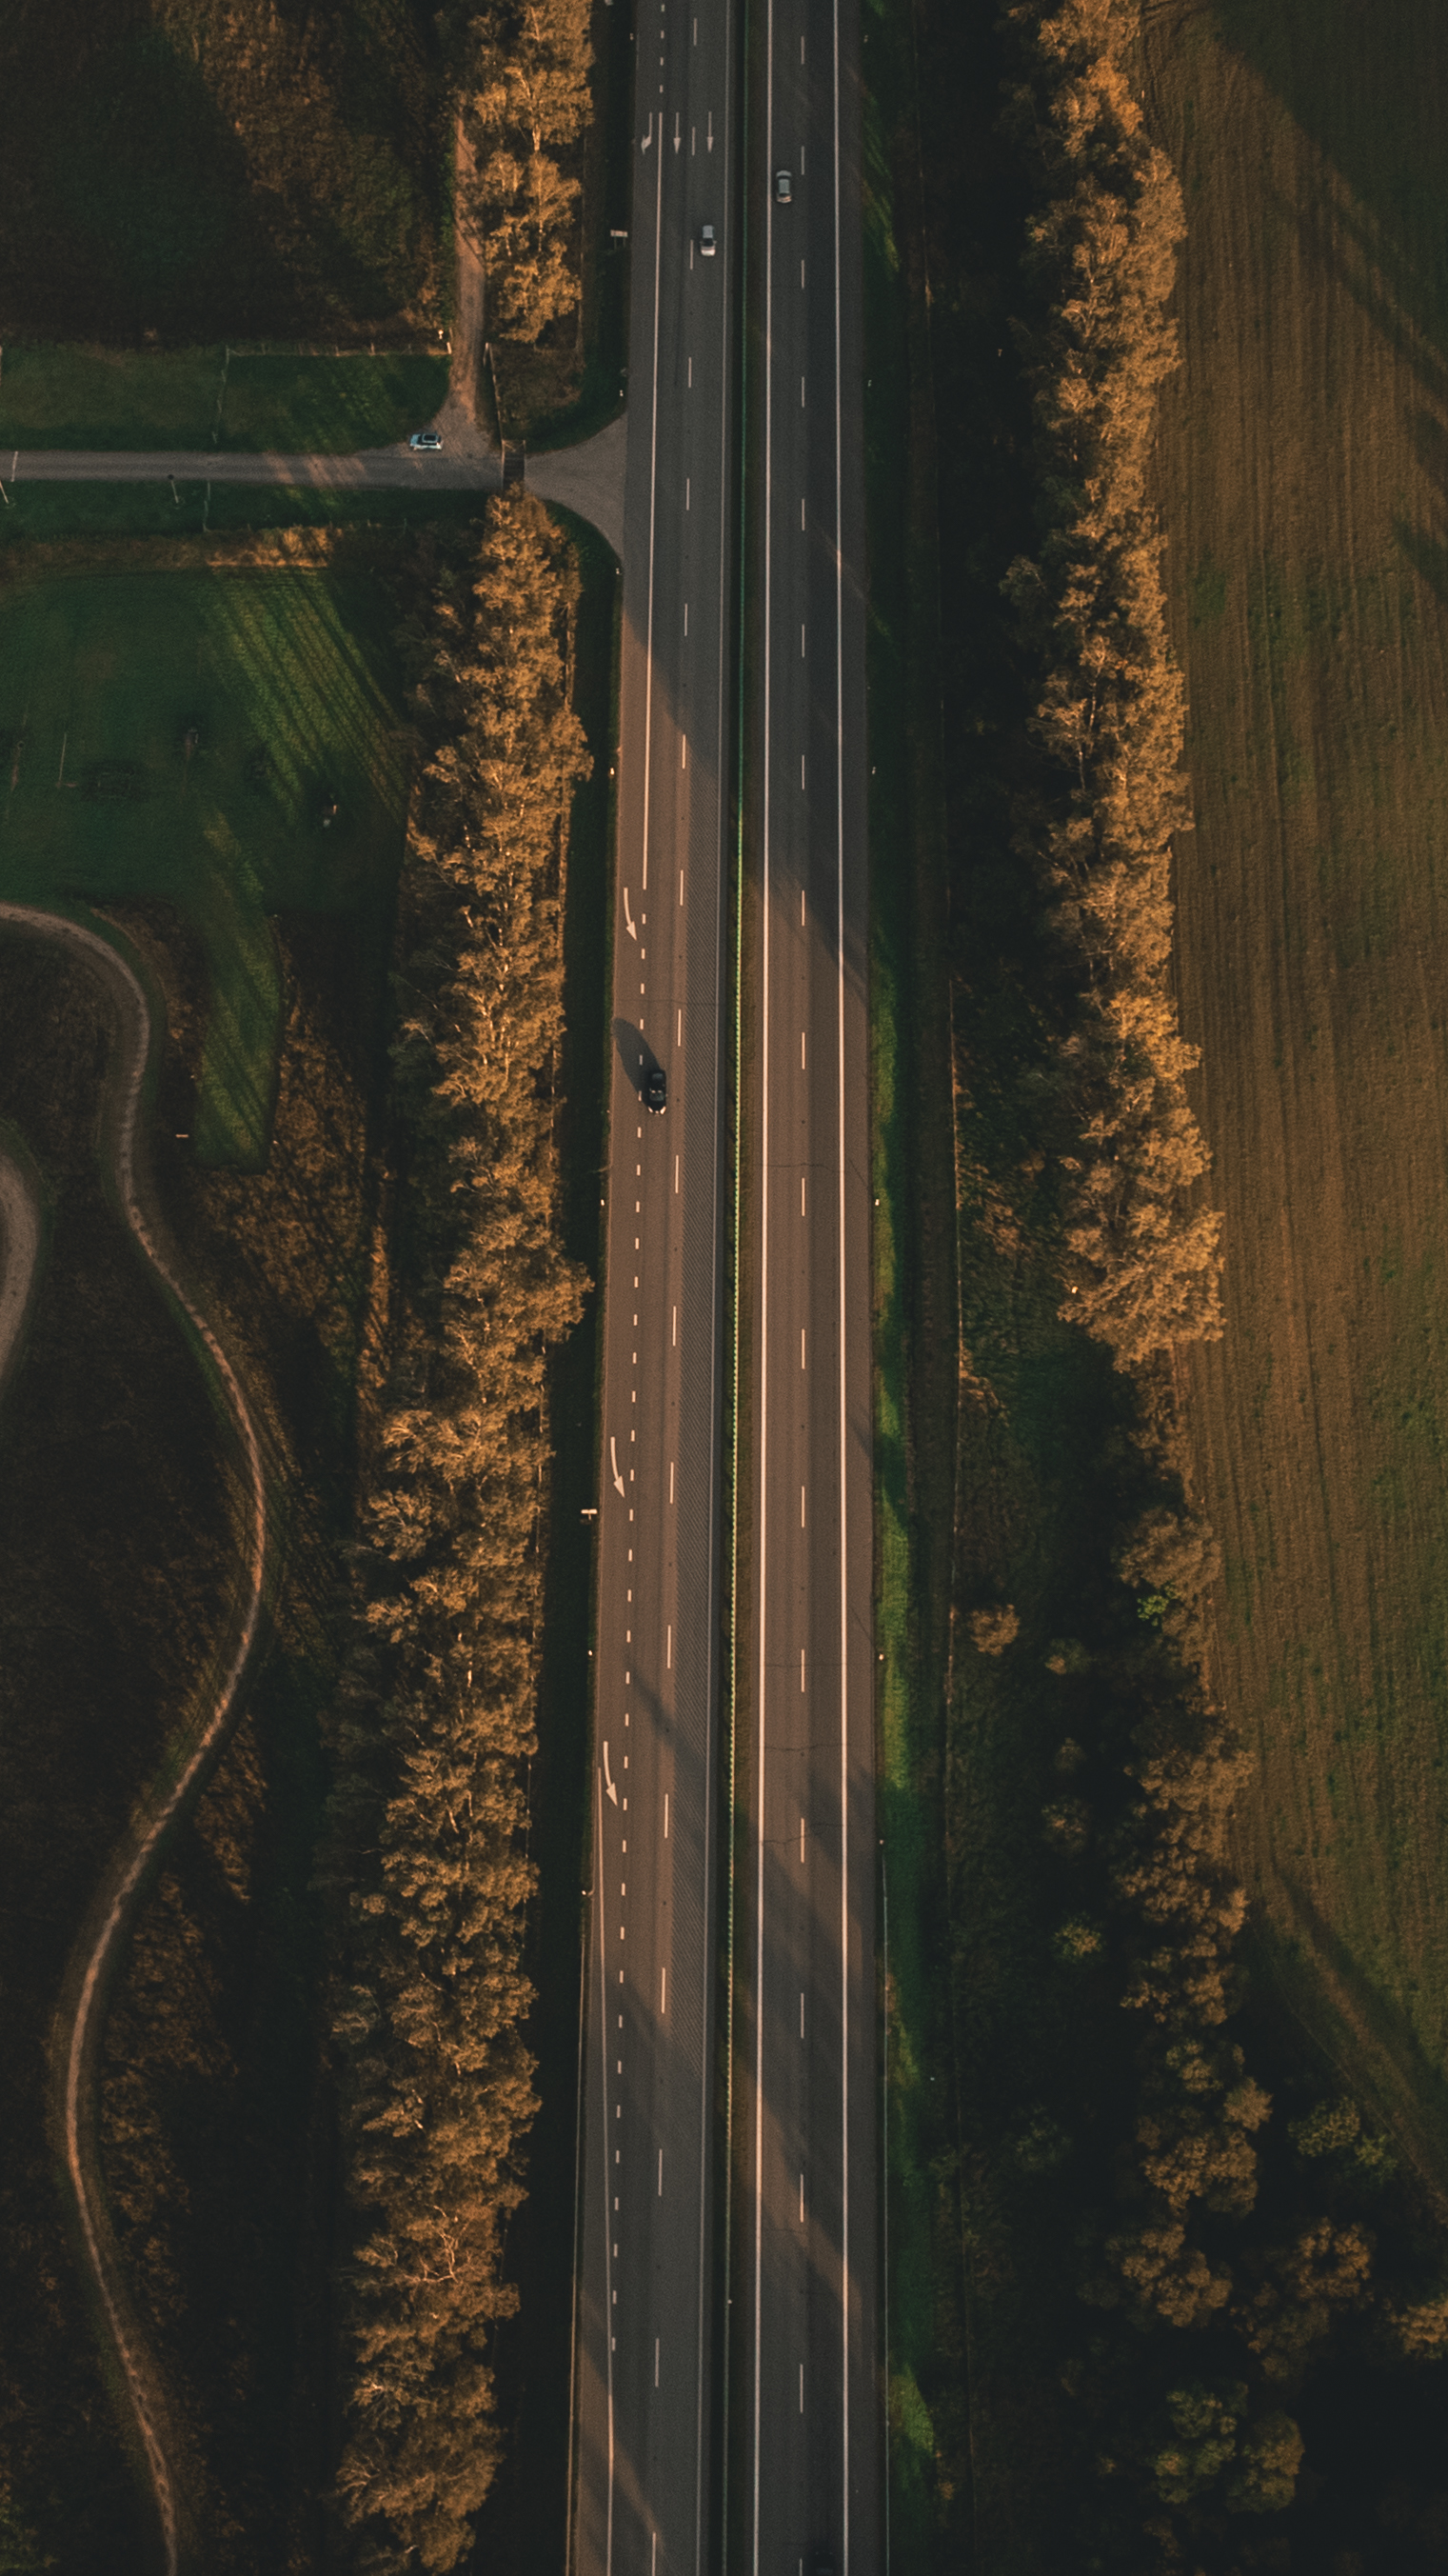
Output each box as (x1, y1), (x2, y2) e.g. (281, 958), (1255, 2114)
(1209, 0), (1448, 381)
(0, 0), (445, 343)
(1261, 1867), (1448, 2206)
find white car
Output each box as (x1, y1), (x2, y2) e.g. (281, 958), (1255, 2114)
(700, 222), (717, 256)
(408, 429), (444, 451)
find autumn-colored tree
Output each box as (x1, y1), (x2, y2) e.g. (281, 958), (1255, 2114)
(1235, 2222), (1375, 2384)
(1001, 0), (1222, 1368)
(461, 0), (593, 341)
(322, 494), (590, 2572)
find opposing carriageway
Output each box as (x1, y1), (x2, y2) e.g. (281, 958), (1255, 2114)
(572, 0), (878, 2568)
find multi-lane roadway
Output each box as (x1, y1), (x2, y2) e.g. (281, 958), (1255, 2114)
(571, 4), (738, 2570)
(572, 0), (875, 2566)
(736, 1), (876, 2568)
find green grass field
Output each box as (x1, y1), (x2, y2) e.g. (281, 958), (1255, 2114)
(0, 485), (489, 547)
(0, 562), (409, 1166)
(0, 347), (450, 453)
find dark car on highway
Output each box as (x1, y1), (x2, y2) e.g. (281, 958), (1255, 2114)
(644, 1066), (667, 1114)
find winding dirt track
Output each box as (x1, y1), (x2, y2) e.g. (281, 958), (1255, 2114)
(0, 905), (270, 2576)
(0, 1133), (42, 1403)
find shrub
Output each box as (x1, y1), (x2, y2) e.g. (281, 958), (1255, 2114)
(969, 1602), (1020, 1654)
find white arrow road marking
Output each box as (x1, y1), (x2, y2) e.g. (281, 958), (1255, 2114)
(642, 114), (654, 150)
(707, 110), (714, 150)
(610, 1437), (625, 1497)
(674, 111), (682, 150)
(603, 1743), (619, 1806)
(624, 885), (638, 940)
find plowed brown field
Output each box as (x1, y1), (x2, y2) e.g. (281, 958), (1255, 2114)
(1146, 1), (1448, 2184)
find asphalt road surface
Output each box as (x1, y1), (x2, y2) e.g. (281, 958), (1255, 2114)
(735, 2), (877, 2572)
(5, 443), (503, 491)
(569, 5), (739, 2573)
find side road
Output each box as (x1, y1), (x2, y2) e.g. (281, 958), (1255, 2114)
(0, 906), (271, 2576)
(6, 444), (503, 490)
(3, 420), (630, 563)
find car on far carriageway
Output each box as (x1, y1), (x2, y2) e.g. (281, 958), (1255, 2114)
(408, 429), (444, 451)
(775, 169), (793, 202)
(700, 222), (717, 256)
(644, 1065), (667, 1114)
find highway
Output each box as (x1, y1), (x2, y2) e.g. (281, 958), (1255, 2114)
(572, 0), (874, 2565)
(734, 0), (877, 2569)
(569, 2), (738, 2572)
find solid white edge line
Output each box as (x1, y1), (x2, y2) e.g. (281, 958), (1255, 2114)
(697, 16), (735, 2572)
(598, 1767), (616, 2576)
(833, 1), (851, 2561)
(752, 4), (776, 2565)
(641, 83), (665, 898)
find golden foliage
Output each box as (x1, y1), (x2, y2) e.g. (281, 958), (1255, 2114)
(322, 494), (589, 2572)
(461, 0), (593, 342)
(968, 1603), (1020, 1655)
(1002, 0), (1221, 1368)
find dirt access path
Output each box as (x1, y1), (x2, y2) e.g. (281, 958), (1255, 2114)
(0, 905), (270, 2576)
(1, 110), (629, 553)
(0, 1132), (41, 1405)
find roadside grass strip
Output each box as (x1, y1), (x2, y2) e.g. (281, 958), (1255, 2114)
(0, 564), (408, 1167)
(862, 0), (959, 2556)
(0, 488), (491, 545)
(0, 347), (450, 456)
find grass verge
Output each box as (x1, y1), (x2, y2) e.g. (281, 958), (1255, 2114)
(860, 0), (962, 2559)
(0, 346), (450, 453)
(0, 484), (491, 546)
